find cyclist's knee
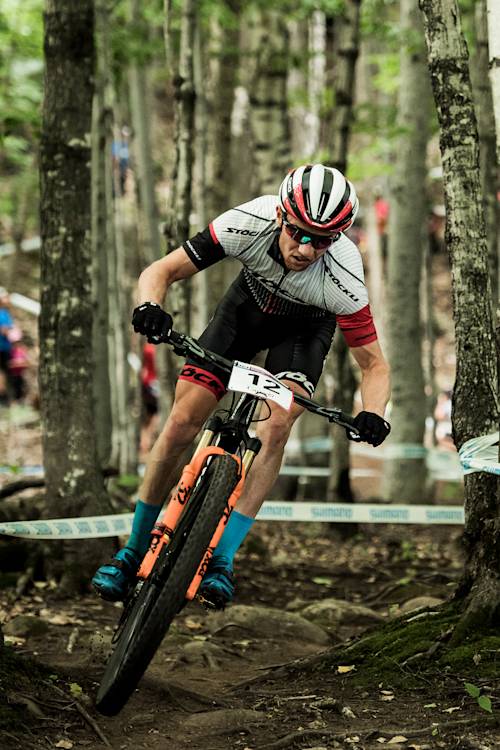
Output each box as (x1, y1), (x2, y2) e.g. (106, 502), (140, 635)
(162, 384), (216, 445)
(258, 408), (298, 446)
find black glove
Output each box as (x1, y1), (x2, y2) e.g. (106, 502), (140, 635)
(132, 302), (173, 344)
(346, 411), (391, 447)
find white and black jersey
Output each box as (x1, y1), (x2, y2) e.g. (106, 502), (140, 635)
(183, 195), (377, 348)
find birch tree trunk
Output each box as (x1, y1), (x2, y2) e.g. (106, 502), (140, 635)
(472, 0), (498, 310)
(320, 4), (361, 505)
(91, 0), (113, 468)
(383, 0), (430, 503)
(420, 0), (499, 636)
(40, 0), (112, 592)
(486, 0), (500, 166)
(204, 2), (241, 308)
(165, 0), (196, 336)
(129, 0), (162, 266)
(248, 8), (290, 194)
(323, 0), (362, 172)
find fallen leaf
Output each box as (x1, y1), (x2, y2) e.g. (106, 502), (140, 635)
(380, 695), (395, 702)
(337, 665), (356, 674)
(342, 706), (356, 719)
(388, 736), (408, 744)
(55, 741), (73, 749)
(184, 618), (202, 630)
(380, 690), (394, 695)
(376, 739), (386, 744)
(4, 635), (26, 646)
(312, 577), (334, 586)
(442, 706), (461, 713)
(47, 614), (84, 626)
(423, 703), (437, 708)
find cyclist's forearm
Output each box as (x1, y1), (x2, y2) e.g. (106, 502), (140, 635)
(137, 261), (173, 306)
(359, 362), (391, 417)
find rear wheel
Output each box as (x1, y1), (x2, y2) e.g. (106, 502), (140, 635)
(95, 453), (239, 716)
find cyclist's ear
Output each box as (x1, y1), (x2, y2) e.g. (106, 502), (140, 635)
(276, 206), (283, 228)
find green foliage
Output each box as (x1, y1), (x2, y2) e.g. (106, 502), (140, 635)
(0, 0), (43, 164)
(464, 682), (493, 713)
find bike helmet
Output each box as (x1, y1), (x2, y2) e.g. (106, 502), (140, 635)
(278, 164), (359, 232)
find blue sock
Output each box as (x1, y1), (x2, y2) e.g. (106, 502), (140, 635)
(126, 500), (162, 557)
(213, 510), (255, 567)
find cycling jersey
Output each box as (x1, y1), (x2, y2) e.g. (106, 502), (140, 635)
(183, 195), (377, 347)
(179, 195), (378, 401)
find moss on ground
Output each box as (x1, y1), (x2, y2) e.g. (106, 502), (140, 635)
(312, 605), (500, 688)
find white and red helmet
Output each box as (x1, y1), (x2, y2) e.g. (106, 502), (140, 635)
(279, 164), (359, 233)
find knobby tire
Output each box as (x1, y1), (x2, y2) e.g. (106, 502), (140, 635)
(95, 453), (240, 716)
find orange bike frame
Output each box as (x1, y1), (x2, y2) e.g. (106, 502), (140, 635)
(137, 447), (245, 600)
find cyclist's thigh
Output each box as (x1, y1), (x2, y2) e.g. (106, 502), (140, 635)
(171, 378), (219, 429)
(264, 315), (337, 397)
(179, 277), (264, 400)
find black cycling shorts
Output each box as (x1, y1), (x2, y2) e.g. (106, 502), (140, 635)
(179, 273), (336, 400)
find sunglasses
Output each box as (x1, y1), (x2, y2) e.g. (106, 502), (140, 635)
(281, 215), (336, 250)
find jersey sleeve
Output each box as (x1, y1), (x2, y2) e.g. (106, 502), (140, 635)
(336, 304), (378, 347)
(182, 226), (226, 270)
(183, 196), (276, 269)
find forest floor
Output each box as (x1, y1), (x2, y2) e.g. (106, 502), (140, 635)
(1, 521), (500, 750)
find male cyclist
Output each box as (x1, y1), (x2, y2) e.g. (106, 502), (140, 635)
(93, 164), (391, 607)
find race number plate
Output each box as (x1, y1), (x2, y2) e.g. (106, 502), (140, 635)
(227, 361), (294, 411)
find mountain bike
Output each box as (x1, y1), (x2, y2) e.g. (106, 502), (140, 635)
(95, 328), (359, 716)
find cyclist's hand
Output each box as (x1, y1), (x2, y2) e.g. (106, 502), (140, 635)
(132, 302), (173, 344)
(346, 411), (391, 447)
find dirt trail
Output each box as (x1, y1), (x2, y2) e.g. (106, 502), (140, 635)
(2, 524), (500, 750)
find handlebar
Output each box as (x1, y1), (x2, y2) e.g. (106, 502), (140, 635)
(163, 329), (359, 434)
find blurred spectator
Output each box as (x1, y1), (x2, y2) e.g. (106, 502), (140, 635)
(140, 342), (160, 455)
(0, 287), (13, 405)
(374, 193), (390, 261)
(434, 389), (454, 449)
(428, 205), (446, 255)
(8, 329), (29, 402)
(112, 126), (131, 196)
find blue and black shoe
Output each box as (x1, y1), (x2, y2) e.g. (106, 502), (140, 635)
(92, 547), (142, 602)
(199, 556), (235, 610)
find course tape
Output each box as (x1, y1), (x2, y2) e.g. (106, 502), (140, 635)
(459, 432), (500, 476)
(0, 502), (465, 539)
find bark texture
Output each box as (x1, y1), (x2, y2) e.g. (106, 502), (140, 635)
(323, 0), (362, 172)
(472, 0), (499, 310)
(420, 0), (499, 634)
(321, 6), (362, 506)
(383, 0), (430, 503)
(248, 8), (290, 194)
(40, 0), (112, 591)
(166, 0), (196, 336)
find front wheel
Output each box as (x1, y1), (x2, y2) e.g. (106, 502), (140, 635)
(95, 452), (240, 716)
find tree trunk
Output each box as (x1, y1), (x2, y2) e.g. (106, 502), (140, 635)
(204, 1), (241, 310)
(327, 335), (357, 508)
(420, 0), (499, 635)
(323, 0), (362, 173)
(486, 0), (500, 166)
(165, 0), (196, 336)
(129, 0), (162, 266)
(383, 0), (430, 503)
(320, 4), (362, 508)
(248, 8), (291, 194)
(91, 0), (113, 468)
(40, 0), (112, 593)
(471, 0), (499, 311)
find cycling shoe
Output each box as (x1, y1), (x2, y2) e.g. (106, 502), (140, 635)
(199, 556), (235, 610)
(92, 547), (142, 602)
